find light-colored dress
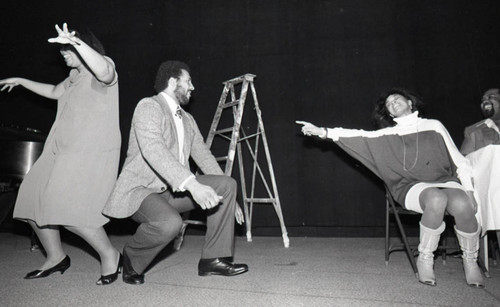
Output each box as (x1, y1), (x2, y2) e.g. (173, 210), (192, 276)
(13, 58), (121, 228)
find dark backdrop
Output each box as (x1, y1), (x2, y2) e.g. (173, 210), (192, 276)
(1, 0), (499, 236)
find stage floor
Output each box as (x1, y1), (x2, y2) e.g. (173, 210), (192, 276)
(1, 232), (499, 306)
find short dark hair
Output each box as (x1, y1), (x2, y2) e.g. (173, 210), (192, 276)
(154, 61), (190, 93)
(373, 88), (423, 128)
(60, 28), (106, 55)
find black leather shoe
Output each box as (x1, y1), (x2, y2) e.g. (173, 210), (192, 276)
(122, 251), (144, 285)
(96, 253), (123, 285)
(25, 255), (71, 279)
(198, 258), (248, 276)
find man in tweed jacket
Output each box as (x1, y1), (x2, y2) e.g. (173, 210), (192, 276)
(103, 61), (248, 284)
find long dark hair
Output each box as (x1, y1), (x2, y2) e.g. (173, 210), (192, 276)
(60, 28), (106, 55)
(373, 88), (424, 128)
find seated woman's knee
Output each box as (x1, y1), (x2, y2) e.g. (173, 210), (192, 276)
(420, 188), (447, 213)
(447, 192), (474, 217)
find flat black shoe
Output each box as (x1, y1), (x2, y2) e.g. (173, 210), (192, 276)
(96, 253), (123, 285)
(198, 258), (248, 276)
(25, 255), (71, 279)
(122, 250), (144, 285)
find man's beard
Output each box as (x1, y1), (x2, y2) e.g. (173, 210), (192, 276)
(174, 87), (190, 106)
(481, 102), (495, 118)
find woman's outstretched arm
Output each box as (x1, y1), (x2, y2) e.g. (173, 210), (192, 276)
(0, 77), (64, 100)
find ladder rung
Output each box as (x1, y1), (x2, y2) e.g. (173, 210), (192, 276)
(221, 100), (240, 108)
(214, 127), (234, 135)
(216, 134), (232, 142)
(215, 156), (228, 162)
(239, 132), (262, 142)
(184, 219), (206, 226)
(244, 198), (276, 203)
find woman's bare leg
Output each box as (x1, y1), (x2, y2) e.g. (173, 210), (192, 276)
(65, 226), (120, 275)
(419, 188), (447, 229)
(27, 220), (66, 270)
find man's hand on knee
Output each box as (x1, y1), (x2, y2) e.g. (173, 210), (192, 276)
(185, 178), (223, 209)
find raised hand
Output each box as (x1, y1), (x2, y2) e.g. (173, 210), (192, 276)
(48, 23), (80, 46)
(0, 78), (20, 93)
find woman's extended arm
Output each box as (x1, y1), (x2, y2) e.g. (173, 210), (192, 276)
(296, 120), (394, 179)
(0, 77), (64, 100)
(296, 120), (389, 140)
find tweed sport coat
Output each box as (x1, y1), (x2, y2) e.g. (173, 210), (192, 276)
(103, 94), (223, 218)
(460, 119), (500, 156)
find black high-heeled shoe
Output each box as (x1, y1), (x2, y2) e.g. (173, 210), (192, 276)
(25, 255), (71, 279)
(96, 253), (123, 285)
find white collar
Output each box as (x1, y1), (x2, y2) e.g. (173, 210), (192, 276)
(394, 111), (419, 126)
(160, 92), (181, 116)
(485, 118), (500, 133)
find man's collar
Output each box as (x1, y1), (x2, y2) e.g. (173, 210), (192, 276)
(485, 118), (500, 133)
(160, 92), (179, 113)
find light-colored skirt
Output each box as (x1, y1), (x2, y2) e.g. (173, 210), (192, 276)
(404, 181), (467, 213)
(13, 145), (119, 228)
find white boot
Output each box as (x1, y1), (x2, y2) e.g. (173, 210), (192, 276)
(417, 222), (445, 286)
(455, 226), (485, 288)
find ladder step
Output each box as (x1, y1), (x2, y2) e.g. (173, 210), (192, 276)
(215, 156), (228, 162)
(244, 198), (276, 203)
(239, 132), (262, 142)
(214, 127), (234, 135)
(221, 100), (240, 108)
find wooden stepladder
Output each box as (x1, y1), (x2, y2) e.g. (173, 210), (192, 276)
(206, 73), (289, 248)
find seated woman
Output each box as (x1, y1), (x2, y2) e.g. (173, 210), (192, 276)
(296, 88), (483, 288)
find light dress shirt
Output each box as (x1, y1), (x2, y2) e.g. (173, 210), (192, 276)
(160, 92), (194, 191)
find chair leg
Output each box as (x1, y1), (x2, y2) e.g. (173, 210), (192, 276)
(492, 231), (499, 266)
(440, 236), (448, 265)
(390, 201), (418, 277)
(479, 234), (490, 278)
(385, 199), (390, 265)
(172, 222), (188, 251)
